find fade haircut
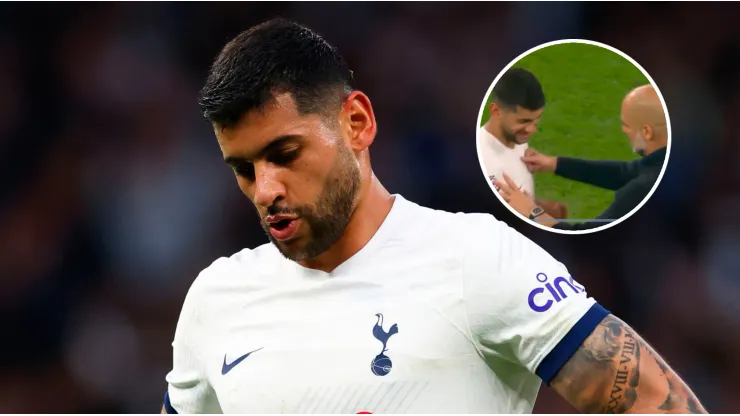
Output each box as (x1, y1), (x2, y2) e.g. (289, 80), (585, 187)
(492, 67), (545, 111)
(198, 18), (355, 128)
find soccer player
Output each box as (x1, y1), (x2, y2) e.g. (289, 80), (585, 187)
(162, 19), (704, 414)
(495, 85), (668, 231)
(478, 68), (567, 219)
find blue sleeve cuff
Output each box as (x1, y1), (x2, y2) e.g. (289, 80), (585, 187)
(164, 391), (178, 414)
(535, 302), (610, 385)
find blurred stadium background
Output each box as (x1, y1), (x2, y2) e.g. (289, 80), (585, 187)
(0, 2), (738, 413)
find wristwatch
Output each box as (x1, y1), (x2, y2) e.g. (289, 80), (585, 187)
(529, 206), (545, 220)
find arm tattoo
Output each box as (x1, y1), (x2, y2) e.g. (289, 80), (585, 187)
(606, 325), (639, 413)
(550, 315), (706, 414)
(646, 341), (704, 414)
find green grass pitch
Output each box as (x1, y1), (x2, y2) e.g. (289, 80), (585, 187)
(479, 42), (649, 220)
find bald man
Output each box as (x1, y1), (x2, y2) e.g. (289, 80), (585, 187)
(620, 85), (668, 157)
(495, 85), (668, 231)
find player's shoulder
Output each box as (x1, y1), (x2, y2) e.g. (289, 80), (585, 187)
(185, 243), (283, 298)
(172, 244), (286, 337)
(401, 196), (511, 245)
(410, 202), (562, 287)
(423, 203), (551, 265)
(452, 210), (504, 232)
(451, 210), (528, 256)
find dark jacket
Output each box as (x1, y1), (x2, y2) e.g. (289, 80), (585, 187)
(552, 147), (667, 231)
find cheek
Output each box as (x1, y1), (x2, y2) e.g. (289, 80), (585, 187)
(235, 176), (256, 201)
(290, 150), (336, 197)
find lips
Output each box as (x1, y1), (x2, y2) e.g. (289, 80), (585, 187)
(265, 214), (300, 241)
(265, 214), (298, 225)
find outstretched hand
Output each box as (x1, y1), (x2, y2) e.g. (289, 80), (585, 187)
(493, 173), (537, 217)
(521, 147), (558, 173)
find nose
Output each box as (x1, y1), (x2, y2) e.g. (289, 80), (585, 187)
(525, 123), (538, 134)
(252, 165), (286, 208)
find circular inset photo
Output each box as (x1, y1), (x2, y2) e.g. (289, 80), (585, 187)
(476, 39), (671, 235)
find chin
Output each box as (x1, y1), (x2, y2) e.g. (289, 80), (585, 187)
(276, 246), (307, 262)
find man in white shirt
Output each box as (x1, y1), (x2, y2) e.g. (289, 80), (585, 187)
(478, 68), (567, 219)
(162, 18), (704, 414)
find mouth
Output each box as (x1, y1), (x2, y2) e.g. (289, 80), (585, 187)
(265, 215), (300, 241)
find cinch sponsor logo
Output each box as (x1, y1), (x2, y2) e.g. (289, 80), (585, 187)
(528, 273), (584, 313)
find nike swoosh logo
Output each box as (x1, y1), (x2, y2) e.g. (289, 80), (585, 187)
(221, 347), (263, 375)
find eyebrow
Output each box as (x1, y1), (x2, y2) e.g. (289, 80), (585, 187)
(518, 115), (541, 122)
(224, 134), (302, 165)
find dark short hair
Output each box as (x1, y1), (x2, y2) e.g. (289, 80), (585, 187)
(198, 18), (355, 128)
(492, 67), (545, 111)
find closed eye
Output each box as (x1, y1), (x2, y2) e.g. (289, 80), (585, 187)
(268, 149), (300, 166)
(229, 149), (299, 181)
(233, 163), (255, 181)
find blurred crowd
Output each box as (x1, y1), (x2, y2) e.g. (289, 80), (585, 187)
(0, 2), (738, 413)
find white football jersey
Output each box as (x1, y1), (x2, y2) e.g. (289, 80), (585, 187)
(477, 126), (535, 198)
(164, 195), (608, 414)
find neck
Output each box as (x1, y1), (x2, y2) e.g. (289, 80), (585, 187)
(298, 172), (393, 273)
(645, 137), (667, 156)
(484, 120), (515, 149)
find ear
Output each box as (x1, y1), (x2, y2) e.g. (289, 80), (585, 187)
(340, 91), (376, 152)
(641, 124), (654, 141)
(489, 101), (500, 118)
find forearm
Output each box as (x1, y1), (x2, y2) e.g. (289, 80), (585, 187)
(556, 157), (638, 191)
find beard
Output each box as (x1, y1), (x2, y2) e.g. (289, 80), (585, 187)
(501, 125), (525, 145)
(260, 143), (361, 262)
(632, 133), (648, 157)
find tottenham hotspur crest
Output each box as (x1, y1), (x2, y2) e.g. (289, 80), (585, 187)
(370, 313), (398, 376)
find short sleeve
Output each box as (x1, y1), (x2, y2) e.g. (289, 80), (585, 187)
(164, 275), (222, 414)
(461, 214), (609, 384)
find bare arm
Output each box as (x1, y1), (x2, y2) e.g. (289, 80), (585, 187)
(550, 314), (706, 414)
(161, 404), (168, 414)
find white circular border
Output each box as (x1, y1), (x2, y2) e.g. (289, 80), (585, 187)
(475, 38), (672, 235)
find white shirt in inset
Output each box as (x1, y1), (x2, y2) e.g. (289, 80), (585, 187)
(477, 126), (535, 198)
